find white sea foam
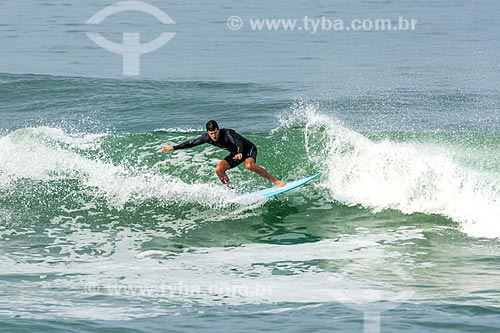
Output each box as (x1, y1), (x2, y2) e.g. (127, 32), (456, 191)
(0, 127), (261, 210)
(279, 102), (500, 238)
(0, 227), (424, 320)
(154, 127), (204, 133)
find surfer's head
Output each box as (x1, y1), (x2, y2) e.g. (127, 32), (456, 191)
(206, 120), (220, 141)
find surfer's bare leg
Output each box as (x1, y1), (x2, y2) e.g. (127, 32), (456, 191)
(245, 158), (285, 187)
(215, 160), (232, 187)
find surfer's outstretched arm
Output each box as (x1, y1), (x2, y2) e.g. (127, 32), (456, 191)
(163, 134), (209, 152)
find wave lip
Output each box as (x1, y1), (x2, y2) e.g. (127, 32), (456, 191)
(281, 102), (500, 238)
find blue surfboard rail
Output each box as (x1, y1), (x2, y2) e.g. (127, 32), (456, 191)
(250, 173), (321, 198)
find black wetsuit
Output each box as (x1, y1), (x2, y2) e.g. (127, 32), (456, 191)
(173, 128), (257, 169)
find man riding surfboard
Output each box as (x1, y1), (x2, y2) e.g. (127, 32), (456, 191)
(163, 120), (285, 188)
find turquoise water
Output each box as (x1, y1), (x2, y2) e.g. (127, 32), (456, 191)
(2, 0), (500, 332)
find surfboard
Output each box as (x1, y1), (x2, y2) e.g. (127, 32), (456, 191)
(249, 173), (321, 198)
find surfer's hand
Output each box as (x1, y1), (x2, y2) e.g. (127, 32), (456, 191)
(233, 153), (243, 160)
(163, 146), (174, 152)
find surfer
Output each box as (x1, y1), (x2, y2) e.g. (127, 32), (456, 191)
(163, 120), (286, 188)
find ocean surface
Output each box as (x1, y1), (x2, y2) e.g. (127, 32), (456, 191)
(1, 0), (500, 332)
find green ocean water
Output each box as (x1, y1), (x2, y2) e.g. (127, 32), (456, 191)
(2, 73), (500, 332)
(2, 0), (500, 331)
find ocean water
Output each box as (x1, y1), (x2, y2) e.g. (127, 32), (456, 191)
(1, 0), (500, 332)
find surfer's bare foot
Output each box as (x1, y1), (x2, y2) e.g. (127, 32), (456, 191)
(274, 180), (286, 187)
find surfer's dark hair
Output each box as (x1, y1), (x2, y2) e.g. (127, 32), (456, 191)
(206, 120), (219, 131)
